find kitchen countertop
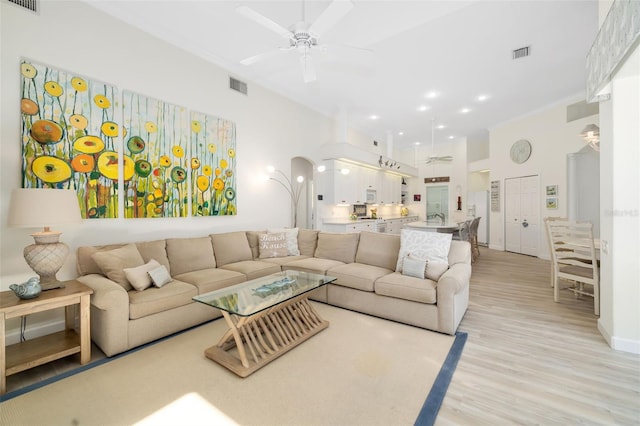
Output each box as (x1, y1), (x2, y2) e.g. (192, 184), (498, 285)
(323, 215), (418, 225)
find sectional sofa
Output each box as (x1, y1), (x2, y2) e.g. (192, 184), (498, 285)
(76, 229), (471, 357)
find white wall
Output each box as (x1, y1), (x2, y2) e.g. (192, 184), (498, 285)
(0, 1), (336, 338)
(488, 97), (598, 257)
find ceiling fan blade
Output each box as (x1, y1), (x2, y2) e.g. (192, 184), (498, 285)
(240, 48), (288, 66)
(236, 6), (292, 40)
(300, 54), (316, 83)
(309, 0), (354, 37)
(328, 42), (373, 54)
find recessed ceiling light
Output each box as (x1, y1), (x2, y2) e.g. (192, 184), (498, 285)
(460, 108), (471, 114)
(448, 135), (455, 139)
(436, 124), (446, 130)
(477, 94), (490, 102)
(414, 142), (421, 146)
(417, 105), (429, 112)
(398, 131), (404, 136)
(425, 91), (439, 99)
(369, 114), (379, 120)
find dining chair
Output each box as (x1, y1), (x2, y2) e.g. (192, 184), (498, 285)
(543, 216), (567, 288)
(469, 217), (481, 262)
(548, 220), (600, 315)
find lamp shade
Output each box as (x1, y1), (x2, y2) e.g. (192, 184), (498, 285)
(8, 188), (82, 228)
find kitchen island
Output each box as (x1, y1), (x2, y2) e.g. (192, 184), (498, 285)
(403, 221), (460, 233)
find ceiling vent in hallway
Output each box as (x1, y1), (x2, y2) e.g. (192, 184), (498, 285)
(5, 0), (38, 13)
(229, 77), (248, 95)
(512, 46), (531, 60)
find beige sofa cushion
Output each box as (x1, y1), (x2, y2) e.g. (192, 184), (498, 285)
(246, 231), (265, 259)
(314, 232), (359, 264)
(260, 255), (309, 266)
(173, 268), (246, 294)
(282, 258), (345, 275)
(210, 231), (253, 267)
(219, 261), (281, 281)
(328, 263), (393, 292)
(375, 272), (437, 304)
(123, 259), (161, 291)
(167, 237), (216, 276)
(128, 280), (197, 320)
(77, 243), (124, 276)
(135, 239), (171, 275)
(298, 229), (319, 256)
(92, 244), (145, 291)
(355, 232), (400, 270)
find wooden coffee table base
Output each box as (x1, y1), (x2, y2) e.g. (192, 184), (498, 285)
(204, 295), (328, 377)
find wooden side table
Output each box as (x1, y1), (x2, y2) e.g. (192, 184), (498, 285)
(0, 280), (93, 394)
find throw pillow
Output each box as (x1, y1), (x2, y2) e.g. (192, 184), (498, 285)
(92, 243), (145, 291)
(148, 265), (172, 288)
(402, 255), (428, 279)
(258, 232), (288, 258)
(425, 261), (450, 281)
(267, 227), (300, 256)
(396, 229), (452, 275)
(123, 259), (161, 291)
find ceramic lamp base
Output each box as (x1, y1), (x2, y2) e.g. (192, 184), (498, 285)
(23, 238), (69, 291)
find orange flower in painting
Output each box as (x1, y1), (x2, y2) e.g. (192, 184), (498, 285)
(94, 94), (111, 109)
(101, 121), (119, 138)
(21, 99), (38, 115)
(71, 154), (95, 173)
(44, 81), (63, 97)
(196, 175), (209, 192)
(159, 155), (171, 168)
(70, 114), (88, 130)
(172, 146), (184, 158)
(30, 120), (64, 144)
(213, 178), (224, 191)
(71, 77), (88, 92)
(215, 167), (221, 177)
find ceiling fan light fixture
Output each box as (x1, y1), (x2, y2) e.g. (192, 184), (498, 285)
(300, 52), (316, 83)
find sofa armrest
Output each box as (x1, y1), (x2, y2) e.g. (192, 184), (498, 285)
(76, 274), (130, 357)
(436, 263), (471, 334)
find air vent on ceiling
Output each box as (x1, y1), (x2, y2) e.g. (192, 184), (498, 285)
(6, 0), (38, 13)
(229, 77), (248, 95)
(512, 46), (531, 60)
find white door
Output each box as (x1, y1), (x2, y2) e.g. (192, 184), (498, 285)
(505, 176), (539, 256)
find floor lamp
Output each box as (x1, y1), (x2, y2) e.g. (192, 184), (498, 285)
(8, 188), (82, 290)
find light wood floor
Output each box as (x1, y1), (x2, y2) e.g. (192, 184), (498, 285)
(5, 248), (640, 425)
(438, 247), (640, 425)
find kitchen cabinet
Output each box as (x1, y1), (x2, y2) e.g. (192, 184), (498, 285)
(385, 216), (419, 234)
(378, 173), (402, 205)
(322, 221), (376, 233)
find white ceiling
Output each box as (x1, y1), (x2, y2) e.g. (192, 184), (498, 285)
(87, 0), (599, 151)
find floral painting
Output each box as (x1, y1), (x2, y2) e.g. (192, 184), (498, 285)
(191, 112), (237, 216)
(122, 91), (189, 218)
(20, 60), (119, 218)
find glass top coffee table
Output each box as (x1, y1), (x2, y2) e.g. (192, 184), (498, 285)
(193, 270), (336, 377)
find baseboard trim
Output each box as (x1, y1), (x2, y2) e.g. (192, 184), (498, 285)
(5, 319), (66, 346)
(598, 320), (640, 354)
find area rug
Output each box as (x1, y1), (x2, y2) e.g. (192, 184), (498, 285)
(1, 303), (466, 426)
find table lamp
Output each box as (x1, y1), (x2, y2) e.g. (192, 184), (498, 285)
(8, 188), (82, 290)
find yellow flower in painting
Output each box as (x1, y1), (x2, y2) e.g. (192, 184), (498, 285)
(21, 63), (37, 79)
(159, 155), (171, 168)
(207, 143), (216, 154)
(196, 175), (209, 192)
(225, 169), (233, 178)
(94, 94), (111, 109)
(71, 77), (88, 92)
(145, 121), (157, 133)
(213, 178), (224, 191)
(191, 121), (202, 134)
(44, 81), (63, 97)
(32, 156), (72, 183)
(74, 135), (105, 154)
(215, 167), (221, 177)
(153, 188), (163, 198)
(228, 148), (235, 158)
(191, 158), (200, 169)
(97, 151), (134, 181)
(203, 165), (212, 176)
(101, 121), (119, 138)
(147, 194), (155, 202)
(172, 146), (184, 158)
(70, 114), (88, 130)
(219, 159), (228, 169)
(146, 203), (157, 217)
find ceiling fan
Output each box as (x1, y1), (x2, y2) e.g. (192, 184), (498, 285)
(425, 118), (453, 165)
(237, 0), (358, 83)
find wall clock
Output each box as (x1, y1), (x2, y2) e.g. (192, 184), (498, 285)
(510, 139), (532, 164)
